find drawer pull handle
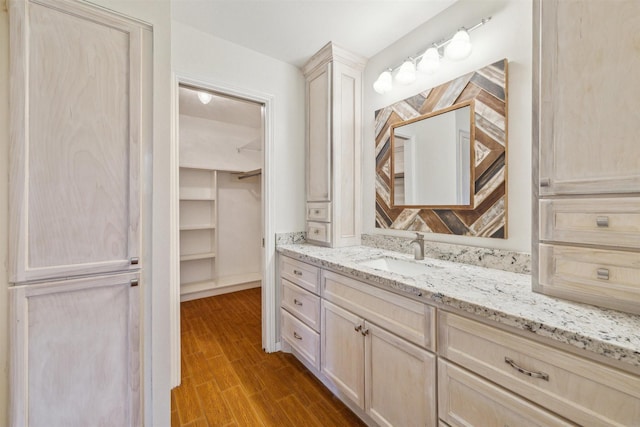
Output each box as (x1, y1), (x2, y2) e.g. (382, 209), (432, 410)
(293, 332), (303, 340)
(354, 324), (362, 332)
(597, 268), (610, 280)
(504, 357), (549, 381)
(361, 328), (370, 336)
(293, 299), (303, 306)
(293, 269), (303, 276)
(130, 257), (139, 265)
(539, 178), (550, 187)
(314, 229), (320, 235)
(596, 216), (609, 227)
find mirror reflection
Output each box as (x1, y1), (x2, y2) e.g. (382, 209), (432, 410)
(391, 103), (473, 207)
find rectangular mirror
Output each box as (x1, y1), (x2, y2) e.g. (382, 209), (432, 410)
(375, 58), (507, 238)
(391, 102), (474, 208)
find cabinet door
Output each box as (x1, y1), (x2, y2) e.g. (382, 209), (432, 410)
(537, 0), (640, 195)
(321, 300), (365, 408)
(10, 272), (141, 427)
(365, 322), (437, 427)
(306, 62), (331, 202)
(9, 0), (150, 282)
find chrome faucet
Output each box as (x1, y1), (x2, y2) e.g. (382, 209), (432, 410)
(409, 233), (425, 260)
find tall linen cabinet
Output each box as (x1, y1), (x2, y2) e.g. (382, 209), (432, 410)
(533, 0), (640, 314)
(303, 42), (366, 247)
(8, 0), (152, 426)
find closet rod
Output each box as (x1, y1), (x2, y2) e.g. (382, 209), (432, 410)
(235, 169), (262, 180)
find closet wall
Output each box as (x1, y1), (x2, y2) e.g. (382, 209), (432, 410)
(178, 86), (262, 301)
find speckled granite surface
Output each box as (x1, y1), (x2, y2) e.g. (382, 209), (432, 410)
(275, 232), (306, 245)
(362, 234), (531, 274)
(277, 243), (640, 371)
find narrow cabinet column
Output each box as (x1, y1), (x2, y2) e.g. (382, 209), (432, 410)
(303, 43), (366, 247)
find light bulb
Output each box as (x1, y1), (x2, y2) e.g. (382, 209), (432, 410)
(395, 60), (416, 85)
(373, 70), (393, 94)
(197, 91), (213, 104)
(445, 29), (472, 61)
(417, 47), (440, 74)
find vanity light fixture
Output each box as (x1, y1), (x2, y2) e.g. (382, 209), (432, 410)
(395, 59), (417, 85)
(197, 91), (213, 104)
(373, 16), (491, 94)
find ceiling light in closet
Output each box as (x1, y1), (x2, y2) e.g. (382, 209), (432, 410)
(197, 92), (213, 104)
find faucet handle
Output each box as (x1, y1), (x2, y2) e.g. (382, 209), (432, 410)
(415, 232), (424, 241)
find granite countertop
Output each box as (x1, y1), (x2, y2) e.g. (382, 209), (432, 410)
(277, 243), (640, 371)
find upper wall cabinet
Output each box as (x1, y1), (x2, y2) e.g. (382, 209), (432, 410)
(536, 0), (640, 195)
(9, 0), (147, 283)
(303, 43), (366, 247)
(533, 0), (640, 314)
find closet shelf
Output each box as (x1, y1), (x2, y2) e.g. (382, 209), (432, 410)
(180, 252), (216, 262)
(180, 225), (216, 231)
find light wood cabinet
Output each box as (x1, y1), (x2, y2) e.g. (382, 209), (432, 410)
(438, 311), (640, 427)
(179, 167), (218, 299)
(438, 360), (573, 427)
(10, 273), (141, 427)
(533, 0), (640, 313)
(8, 0), (151, 425)
(303, 43), (365, 247)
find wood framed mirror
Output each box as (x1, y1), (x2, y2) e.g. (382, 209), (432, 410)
(375, 59), (508, 238)
(390, 101), (475, 209)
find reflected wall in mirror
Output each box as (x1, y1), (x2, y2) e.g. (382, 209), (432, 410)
(375, 58), (508, 238)
(392, 103), (473, 207)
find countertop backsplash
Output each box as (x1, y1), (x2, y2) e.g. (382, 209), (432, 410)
(361, 234), (531, 274)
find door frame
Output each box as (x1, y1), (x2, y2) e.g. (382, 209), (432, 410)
(170, 74), (277, 387)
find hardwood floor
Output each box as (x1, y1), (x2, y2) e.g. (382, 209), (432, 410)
(172, 287), (366, 427)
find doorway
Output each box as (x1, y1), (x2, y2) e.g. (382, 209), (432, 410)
(170, 78), (277, 388)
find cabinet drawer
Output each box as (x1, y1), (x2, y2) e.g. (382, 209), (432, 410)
(306, 221), (331, 244)
(539, 243), (640, 314)
(306, 202), (331, 222)
(281, 309), (320, 370)
(322, 270), (434, 350)
(280, 256), (320, 294)
(438, 312), (640, 427)
(540, 198), (640, 249)
(438, 360), (573, 427)
(281, 279), (320, 332)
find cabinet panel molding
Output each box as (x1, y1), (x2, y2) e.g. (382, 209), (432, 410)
(10, 273), (141, 427)
(9, 0), (149, 283)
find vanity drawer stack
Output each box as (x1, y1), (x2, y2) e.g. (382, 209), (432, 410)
(280, 256), (321, 369)
(438, 311), (640, 427)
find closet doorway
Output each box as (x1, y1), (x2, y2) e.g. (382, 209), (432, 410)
(171, 80), (276, 387)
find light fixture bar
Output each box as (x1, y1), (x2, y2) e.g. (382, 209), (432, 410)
(382, 16), (492, 75)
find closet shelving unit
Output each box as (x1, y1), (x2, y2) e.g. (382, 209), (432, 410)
(179, 166), (218, 299)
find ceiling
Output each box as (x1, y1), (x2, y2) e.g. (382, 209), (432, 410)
(179, 86), (263, 129)
(171, 0), (458, 68)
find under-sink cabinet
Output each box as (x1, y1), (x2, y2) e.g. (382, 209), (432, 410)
(278, 254), (640, 427)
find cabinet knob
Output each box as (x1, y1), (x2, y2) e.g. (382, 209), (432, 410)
(314, 209), (320, 214)
(130, 279), (139, 287)
(314, 229), (320, 235)
(596, 216), (609, 227)
(130, 257), (139, 265)
(293, 298), (303, 306)
(597, 268), (610, 280)
(293, 332), (303, 340)
(539, 178), (550, 187)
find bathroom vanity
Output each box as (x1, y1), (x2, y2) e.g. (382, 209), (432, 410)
(277, 244), (640, 427)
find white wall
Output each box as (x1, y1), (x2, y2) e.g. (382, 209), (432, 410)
(172, 20), (306, 234)
(179, 114), (262, 171)
(364, 0), (532, 253)
(0, 6), (10, 426)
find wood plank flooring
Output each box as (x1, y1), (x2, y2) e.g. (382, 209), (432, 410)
(171, 287), (366, 427)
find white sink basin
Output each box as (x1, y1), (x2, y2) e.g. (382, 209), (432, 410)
(358, 257), (432, 277)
